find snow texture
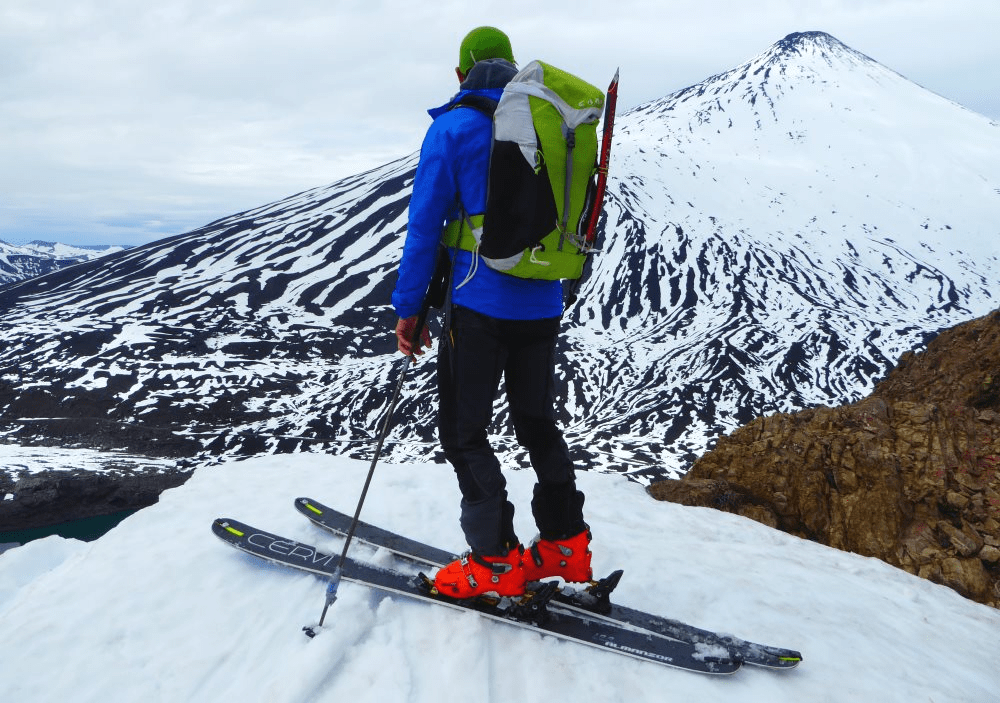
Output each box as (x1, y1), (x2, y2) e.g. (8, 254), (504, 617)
(0, 445), (175, 476)
(1, 451), (998, 702)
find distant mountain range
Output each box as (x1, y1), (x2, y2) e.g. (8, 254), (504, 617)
(1, 31), (998, 484)
(0, 240), (129, 286)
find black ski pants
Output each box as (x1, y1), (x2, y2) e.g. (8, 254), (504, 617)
(437, 305), (586, 556)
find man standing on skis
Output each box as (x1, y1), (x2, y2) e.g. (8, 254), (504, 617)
(391, 26), (592, 599)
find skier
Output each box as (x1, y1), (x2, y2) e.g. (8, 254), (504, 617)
(391, 26), (593, 599)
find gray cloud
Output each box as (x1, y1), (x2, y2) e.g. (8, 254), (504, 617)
(2, 0), (997, 245)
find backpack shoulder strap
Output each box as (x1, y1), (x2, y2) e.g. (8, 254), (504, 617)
(450, 93), (498, 117)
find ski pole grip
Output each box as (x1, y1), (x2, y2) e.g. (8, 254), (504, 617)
(405, 281), (436, 360)
(406, 243), (448, 358)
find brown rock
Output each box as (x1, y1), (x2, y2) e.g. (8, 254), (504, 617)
(980, 545), (1000, 563)
(649, 309), (1000, 609)
(945, 491), (970, 509)
(940, 557), (990, 600)
(737, 504), (780, 529)
(938, 521), (984, 557)
(918, 562), (942, 582)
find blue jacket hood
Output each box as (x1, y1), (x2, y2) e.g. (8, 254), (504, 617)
(429, 58), (517, 119)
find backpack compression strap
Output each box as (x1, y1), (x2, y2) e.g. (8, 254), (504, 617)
(442, 213), (484, 252)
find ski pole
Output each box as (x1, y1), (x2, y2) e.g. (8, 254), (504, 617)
(304, 301), (433, 638)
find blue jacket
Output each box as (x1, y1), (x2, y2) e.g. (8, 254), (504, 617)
(391, 72), (564, 321)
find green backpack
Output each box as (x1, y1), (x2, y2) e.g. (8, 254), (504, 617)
(443, 60), (605, 281)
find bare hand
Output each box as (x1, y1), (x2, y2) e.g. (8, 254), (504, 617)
(395, 316), (432, 357)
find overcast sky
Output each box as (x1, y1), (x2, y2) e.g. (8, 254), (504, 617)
(2, 0), (998, 247)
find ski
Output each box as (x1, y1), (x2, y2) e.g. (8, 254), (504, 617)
(212, 517), (740, 676)
(294, 496), (802, 670)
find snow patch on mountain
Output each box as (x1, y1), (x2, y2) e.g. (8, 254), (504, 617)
(0, 240), (129, 287)
(0, 445), (175, 477)
(563, 32), (1000, 472)
(0, 32), (998, 483)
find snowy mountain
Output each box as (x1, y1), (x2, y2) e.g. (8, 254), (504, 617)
(1, 452), (998, 701)
(1, 31), (999, 483)
(0, 240), (128, 286)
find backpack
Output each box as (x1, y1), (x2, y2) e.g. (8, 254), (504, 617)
(443, 60), (605, 281)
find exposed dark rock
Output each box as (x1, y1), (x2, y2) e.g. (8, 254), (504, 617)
(0, 465), (192, 532)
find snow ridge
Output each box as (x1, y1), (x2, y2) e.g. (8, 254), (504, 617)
(0, 241), (128, 287)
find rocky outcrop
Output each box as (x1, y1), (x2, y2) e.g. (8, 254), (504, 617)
(0, 465), (192, 532)
(650, 310), (1000, 608)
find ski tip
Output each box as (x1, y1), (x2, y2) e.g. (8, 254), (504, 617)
(212, 518), (245, 538)
(295, 497), (324, 516)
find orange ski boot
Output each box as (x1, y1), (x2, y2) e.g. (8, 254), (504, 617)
(521, 529), (593, 583)
(432, 548), (526, 599)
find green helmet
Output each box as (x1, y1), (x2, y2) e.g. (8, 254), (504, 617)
(458, 26), (515, 74)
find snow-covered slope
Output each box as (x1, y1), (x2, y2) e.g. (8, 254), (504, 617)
(1, 32), (999, 481)
(0, 453), (998, 702)
(0, 240), (128, 286)
(564, 31), (1000, 470)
